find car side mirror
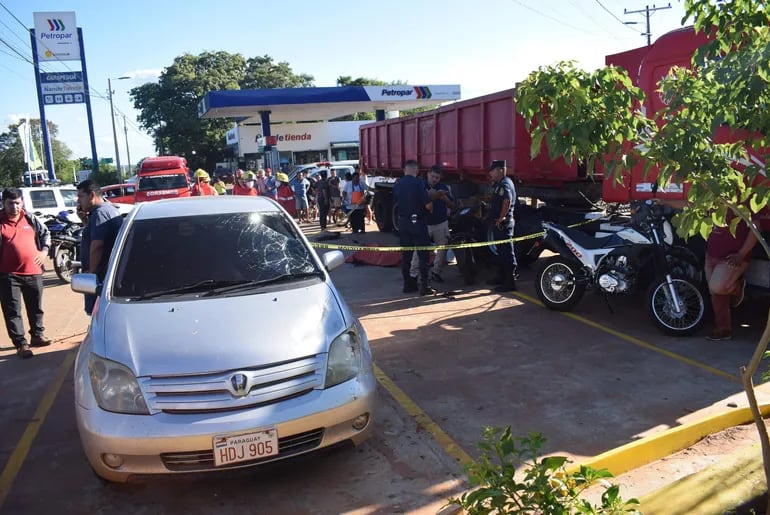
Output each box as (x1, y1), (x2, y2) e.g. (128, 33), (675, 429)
(321, 250), (344, 272)
(71, 273), (100, 295)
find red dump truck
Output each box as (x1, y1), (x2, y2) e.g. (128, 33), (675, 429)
(361, 88), (601, 232)
(361, 25), (769, 291)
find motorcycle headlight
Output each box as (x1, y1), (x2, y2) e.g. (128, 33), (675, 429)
(325, 330), (361, 388)
(88, 354), (149, 414)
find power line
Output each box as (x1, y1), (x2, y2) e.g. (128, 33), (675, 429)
(510, 0), (597, 36)
(594, 0), (643, 33)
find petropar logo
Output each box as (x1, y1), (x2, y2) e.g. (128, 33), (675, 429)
(42, 19), (73, 40)
(381, 88), (412, 97)
(47, 18), (66, 31)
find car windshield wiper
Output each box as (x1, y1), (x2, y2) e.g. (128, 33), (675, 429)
(201, 272), (322, 297)
(133, 280), (243, 300)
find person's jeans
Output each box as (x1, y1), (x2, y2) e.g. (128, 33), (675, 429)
(0, 273), (45, 347)
(318, 200), (329, 230)
(410, 220), (450, 278)
(400, 220), (430, 285)
(705, 255), (749, 331)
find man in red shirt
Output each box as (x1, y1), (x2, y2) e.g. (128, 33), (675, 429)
(0, 188), (52, 358)
(704, 212), (758, 341)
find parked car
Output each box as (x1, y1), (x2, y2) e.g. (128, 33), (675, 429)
(70, 195), (376, 482)
(20, 186), (131, 221)
(101, 183), (136, 205)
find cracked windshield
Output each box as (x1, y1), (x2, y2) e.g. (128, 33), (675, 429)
(113, 211), (317, 298)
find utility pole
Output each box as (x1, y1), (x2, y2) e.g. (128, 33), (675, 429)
(123, 115), (132, 177)
(624, 3), (671, 46)
(108, 76), (130, 180)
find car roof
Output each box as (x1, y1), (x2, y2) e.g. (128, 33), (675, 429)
(132, 196), (281, 221)
(21, 185), (75, 191)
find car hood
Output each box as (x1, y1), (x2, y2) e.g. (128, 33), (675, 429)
(98, 281), (347, 377)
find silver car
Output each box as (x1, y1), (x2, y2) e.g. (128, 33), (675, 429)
(71, 196), (376, 482)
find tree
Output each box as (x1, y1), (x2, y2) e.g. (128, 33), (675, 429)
(0, 119), (74, 186)
(130, 51), (314, 170)
(515, 0), (770, 508)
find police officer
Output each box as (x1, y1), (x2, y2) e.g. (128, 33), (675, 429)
(486, 160), (517, 292)
(393, 160), (434, 295)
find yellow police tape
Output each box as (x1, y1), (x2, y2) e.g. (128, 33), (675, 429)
(309, 217), (601, 252)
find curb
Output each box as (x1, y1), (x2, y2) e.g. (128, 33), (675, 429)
(567, 403), (770, 477)
(639, 443), (765, 514)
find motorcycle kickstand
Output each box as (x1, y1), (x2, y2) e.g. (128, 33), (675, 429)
(603, 294), (615, 315)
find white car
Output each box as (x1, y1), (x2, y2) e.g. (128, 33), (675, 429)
(70, 196), (376, 482)
(20, 186), (132, 222)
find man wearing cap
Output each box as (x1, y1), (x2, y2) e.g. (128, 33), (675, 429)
(487, 160), (517, 291)
(393, 160), (435, 295)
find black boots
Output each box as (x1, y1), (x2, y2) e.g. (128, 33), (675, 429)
(492, 265), (518, 292)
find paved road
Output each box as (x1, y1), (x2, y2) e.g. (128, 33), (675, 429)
(1, 228), (767, 514)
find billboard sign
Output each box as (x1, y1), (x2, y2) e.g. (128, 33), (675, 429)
(33, 11), (80, 62)
(40, 71), (85, 104)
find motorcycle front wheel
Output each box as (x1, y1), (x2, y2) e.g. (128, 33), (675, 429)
(54, 245), (76, 283)
(535, 256), (586, 311)
(647, 276), (705, 336)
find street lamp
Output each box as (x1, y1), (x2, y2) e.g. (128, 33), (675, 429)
(108, 76), (131, 181)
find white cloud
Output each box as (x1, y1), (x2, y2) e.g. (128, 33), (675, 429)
(124, 68), (162, 84)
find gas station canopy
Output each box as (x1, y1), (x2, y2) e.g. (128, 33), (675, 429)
(198, 84), (461, 123)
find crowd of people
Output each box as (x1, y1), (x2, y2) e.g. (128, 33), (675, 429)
(192, 165), (377, 233)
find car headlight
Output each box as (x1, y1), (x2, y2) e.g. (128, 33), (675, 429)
(88, 354), (149, 414)
(325, 330), (361, 388)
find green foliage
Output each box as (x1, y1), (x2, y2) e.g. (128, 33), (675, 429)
(448, 427), (641, 515)
(514, 1), (770, 247)
(515, 61), (650, 180)
(129, 51), (314, 170)
(0, 119), (74, 187)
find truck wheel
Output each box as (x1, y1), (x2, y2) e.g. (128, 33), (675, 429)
(534, 256), (585, 311)
(373, 192), (393, 232)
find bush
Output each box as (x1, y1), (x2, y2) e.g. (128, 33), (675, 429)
(448, 427), (641, 514)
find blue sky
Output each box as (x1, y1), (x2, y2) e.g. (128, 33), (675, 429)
(0, 0), (689, 170)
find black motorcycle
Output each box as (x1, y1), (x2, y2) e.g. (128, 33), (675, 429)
(448, 202), (599, 285)
(45, 211), (83, 283)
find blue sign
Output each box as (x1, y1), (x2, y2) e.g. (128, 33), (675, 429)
(40, 71), (83, 83)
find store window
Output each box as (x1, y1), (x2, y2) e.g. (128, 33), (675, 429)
(331, 147), (359, 161)
(293, 150), (328, 165)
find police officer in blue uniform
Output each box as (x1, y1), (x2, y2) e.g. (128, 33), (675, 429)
(486, 160), (517, 292)
(393, 160), (435, 295)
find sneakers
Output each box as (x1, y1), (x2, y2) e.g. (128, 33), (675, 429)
(430, 272), (444, 284)
(16, 343), (33, 359)
(731, 278), (747, 308)
(705, 329), (732, 341)
(30, 335), (52, 347)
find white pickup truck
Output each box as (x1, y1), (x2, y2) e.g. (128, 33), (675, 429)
(19, 186), (133, 222)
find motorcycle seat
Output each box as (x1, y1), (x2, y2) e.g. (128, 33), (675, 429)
(551, 224), (626, 250)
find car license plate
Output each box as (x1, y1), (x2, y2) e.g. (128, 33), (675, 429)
(212, 429), (278, 467)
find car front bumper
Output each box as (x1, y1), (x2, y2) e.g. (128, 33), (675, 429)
(76, 372), (376, 482)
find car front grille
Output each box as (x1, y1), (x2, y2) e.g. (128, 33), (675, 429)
(140, 355), (325, 413)
(160, 428), (324, 471)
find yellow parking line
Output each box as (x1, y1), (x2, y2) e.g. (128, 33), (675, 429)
(373, 364), (473, 467)
(0, 349), (76, 509)
(513, 291), (741, 384)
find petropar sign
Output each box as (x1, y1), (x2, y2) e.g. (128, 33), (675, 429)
(33, 11), (80, 62)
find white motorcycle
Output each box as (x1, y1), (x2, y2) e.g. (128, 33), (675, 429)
(534, 201), (705, 336)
